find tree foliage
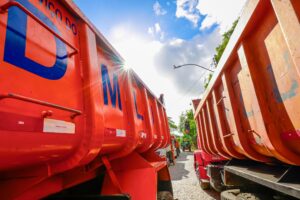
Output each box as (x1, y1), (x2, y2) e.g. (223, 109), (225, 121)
(204, 73), (213, 89)
(178, 109), (197, 149)
(203, 19), (239, 90)
(213, 19), (239, 65)
(168, 117), (177, 131)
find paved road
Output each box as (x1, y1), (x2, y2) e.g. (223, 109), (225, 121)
(169, 151), (220, 200)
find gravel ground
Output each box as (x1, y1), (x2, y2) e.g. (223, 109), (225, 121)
(169, 151), (220, 200)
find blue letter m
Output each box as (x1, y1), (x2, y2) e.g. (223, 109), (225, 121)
(101, 64), (122, 110)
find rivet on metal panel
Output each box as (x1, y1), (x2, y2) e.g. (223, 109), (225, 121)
(70, 113), (81, 119)
(41, 110), (53, 118)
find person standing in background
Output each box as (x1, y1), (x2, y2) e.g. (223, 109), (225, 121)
(175, 138), (180, 158)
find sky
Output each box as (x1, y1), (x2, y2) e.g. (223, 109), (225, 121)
(73, 0), (247, 125)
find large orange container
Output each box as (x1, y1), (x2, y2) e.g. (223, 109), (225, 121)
(194, 0), (300, 165)
(0, 0), (172, 199)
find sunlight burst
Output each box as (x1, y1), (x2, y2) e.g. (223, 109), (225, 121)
(122, 62), (131, 71)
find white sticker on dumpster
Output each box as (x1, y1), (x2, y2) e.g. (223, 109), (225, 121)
(43, 119), (75, 134)
(116, 129), (126, 137)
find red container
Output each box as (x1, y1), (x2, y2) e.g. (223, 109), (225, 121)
(0, 0), (172, 199)
(194, 0), (300, 165)
(191, 99), (228, 186)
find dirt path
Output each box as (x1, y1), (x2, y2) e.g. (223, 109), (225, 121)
(169, 151), (220, 200)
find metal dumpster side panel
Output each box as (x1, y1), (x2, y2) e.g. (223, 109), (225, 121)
(194, 0), (300, 165)
(0, 0), (85, 171)
(96, 47), (129, 155)
(206, 96), (231, 158)
(203, 100), (219, 155)
(200, 108), (215, 155)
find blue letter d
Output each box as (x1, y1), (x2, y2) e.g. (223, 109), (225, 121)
(4, 0), (67, 80)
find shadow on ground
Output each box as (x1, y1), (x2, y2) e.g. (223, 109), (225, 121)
(170, 151), (220, 200)
(168, 151), (192, 181)
(169, 162), (189, 180)
(203, 189), (220, 200)
(176, 151), (192, 162)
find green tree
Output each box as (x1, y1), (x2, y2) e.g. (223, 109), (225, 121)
(204, 19), (239, 90)
(204, 73), (213, 89)
(168, 117), (177, 131)
(178, 109), (197, 149)
(213, 19), (239, 65)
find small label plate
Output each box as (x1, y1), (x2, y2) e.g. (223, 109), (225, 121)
(116, 129), (126, 137)
(43, 119), (75, 134)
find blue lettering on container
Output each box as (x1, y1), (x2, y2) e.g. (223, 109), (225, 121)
(4, 0), (67, 80)
(267, 64), (298, 103)
(101, 64), (122, 110)
(133, 90), (143, 120)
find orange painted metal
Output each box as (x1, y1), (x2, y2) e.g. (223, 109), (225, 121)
(211, 89), (244, 159)
(194, 0), (300, 165)
(157, 103), (169, 148)
(206, 97), (231, 158)
(101, 152), (159, 200)
(136, 88), (156, 153)
(200, 109), (214, 155)
(0, 0), (78, 57)
(195, 114), (206, 152)
(148, 96), (164, 150)
(203, 104), (218, 155)
(0, 0), (171, 199)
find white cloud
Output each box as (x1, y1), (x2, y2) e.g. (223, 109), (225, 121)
(109, 24), (164, 92)
(154, 28), (221, 95)
(148, 23), (165, 40)
(196, 0), (246, 32)
(169, 38), (184, 46)
(153, 1), (167, 16)
(107, 24), (221, 124)
(155, 23), (161, 33)
(148, 27), (154, 35)
(175, 0), (246, 32)
(107, 0), (247, 123)
(176, 0), (200, 27)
